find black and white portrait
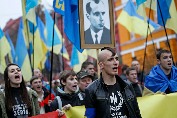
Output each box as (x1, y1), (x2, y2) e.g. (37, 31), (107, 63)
(79, 0), (115, 49)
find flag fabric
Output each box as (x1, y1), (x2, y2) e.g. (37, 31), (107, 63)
(15, 19), (32, 81)
(64, 0), (83, 52)
(0, 28), (11, 73)
(157, 0), (171, 26)
(60, 42), (69, 60)
(37, 16), (51, 70)
(136, 0), (146, 6)
(136, 0), (147, 19)
(164, 0), (177, 33)
(136, 0), (157, 19)
(71, 45), (79, 67)
(117, 0), (159, 37)
(5, 32), (16, 63)
(29, 111), (67, 118)
(87, 49), (97, 59)
(64, 106), (85, 118)
(44, 9), (62, 54)
(138, 93), (177, 118)
(26, 0), (39, 26)
(145, 0), (156, 11)
(28, 16), (47, 69)
(53, 0), (65, 15)
(71, 45), (87, 72)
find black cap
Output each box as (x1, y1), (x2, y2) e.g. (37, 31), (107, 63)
(77, 71), (93, 80)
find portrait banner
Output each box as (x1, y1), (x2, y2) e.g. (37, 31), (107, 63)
(79, 0), (115, 49)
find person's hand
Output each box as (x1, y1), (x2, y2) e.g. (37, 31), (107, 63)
(56, 109), (65, 116)
(62, 104), (72, 111)
(48, 100), (53, 106)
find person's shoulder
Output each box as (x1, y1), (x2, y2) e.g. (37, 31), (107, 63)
(103, 27), (110, 32)
(85, 28), (91, 35)
(27, 87), (38, 98)
(172, 65), (177, 70)
(86, 79), (100, 90)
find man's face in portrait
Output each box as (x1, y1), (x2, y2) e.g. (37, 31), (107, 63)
(86, 1), (105, 32)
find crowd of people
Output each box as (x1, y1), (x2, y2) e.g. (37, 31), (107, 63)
(0, 47), (177, 118)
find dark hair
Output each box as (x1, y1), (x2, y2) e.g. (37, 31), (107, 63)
(60, 70), (76, 87)
(121, 64), (129, 72)
(101, 47), (116, 56)
(86, 0), (102, 14)
(86, 2), (91, 14)
(156, 49), (171, 60)
(4, 63), (32, 111)
(126, 67), (137, 75)
(30, 76), (39, 85)
(81, 61), (94, 70)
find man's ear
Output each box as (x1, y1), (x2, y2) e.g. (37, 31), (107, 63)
(126, 74), (128, 78)
(61, 80), (66, 86)
(86, 13), (90, 20)
(99, 62), (104, 69)
(157, 59), (160, 64)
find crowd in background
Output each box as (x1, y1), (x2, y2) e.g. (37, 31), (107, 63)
(0, 48), (177, 118)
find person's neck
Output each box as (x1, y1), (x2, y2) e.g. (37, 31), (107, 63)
(37, 90), (43, 98)
(90, 27), (100, 33)
(160, 65), (171, 75)
(102, 73), (116, 85)
(10, 83), (20, 88)
(64, 88), (74, 94)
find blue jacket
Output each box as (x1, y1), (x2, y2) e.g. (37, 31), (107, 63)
(145, 65), (177, 93)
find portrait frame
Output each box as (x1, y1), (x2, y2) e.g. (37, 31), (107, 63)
(79, 0), (115, 49)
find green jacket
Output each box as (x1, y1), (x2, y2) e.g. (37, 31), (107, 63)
(0, 88), (40, 118)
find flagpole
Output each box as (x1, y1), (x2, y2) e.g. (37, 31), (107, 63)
(156, 0), (174, 65)
(96, 49), (100, 78)
(49, 12), (56, 99)
(142, 0), (154, 85)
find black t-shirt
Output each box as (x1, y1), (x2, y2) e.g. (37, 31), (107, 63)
(107, 82), (129, 118)
(6, 87), (30, 118)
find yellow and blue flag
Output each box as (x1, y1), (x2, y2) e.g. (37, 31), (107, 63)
(60, 43), (69, 60)
(157, 0), (171, 26)
(0, 28), (11, 73)
(136, 0), (157, 20)
(157, 0), (177, 33)
(71, 45), (87, 72)
(53, 0), (64, 15)
(26, 0), (39, 26)
(28, 16), (47, 69)
(64, 0), (83, 53)
(6, 32), (16, 63)
(15, 19), (32, 81)
(117, 0), (159, 37)
(44, 9), (62, 54)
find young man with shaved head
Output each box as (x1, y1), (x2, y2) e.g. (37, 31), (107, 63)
(85, 47), (141, 118)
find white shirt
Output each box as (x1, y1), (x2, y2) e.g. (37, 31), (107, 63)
(90, 29), (103, 44)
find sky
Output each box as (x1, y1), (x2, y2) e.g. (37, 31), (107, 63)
(0, 0), (53, 29)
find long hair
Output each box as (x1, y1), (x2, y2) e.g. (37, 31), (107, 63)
(4, 63), (32, 111)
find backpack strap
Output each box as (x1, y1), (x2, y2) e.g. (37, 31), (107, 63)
(56, 96), (62, 110)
